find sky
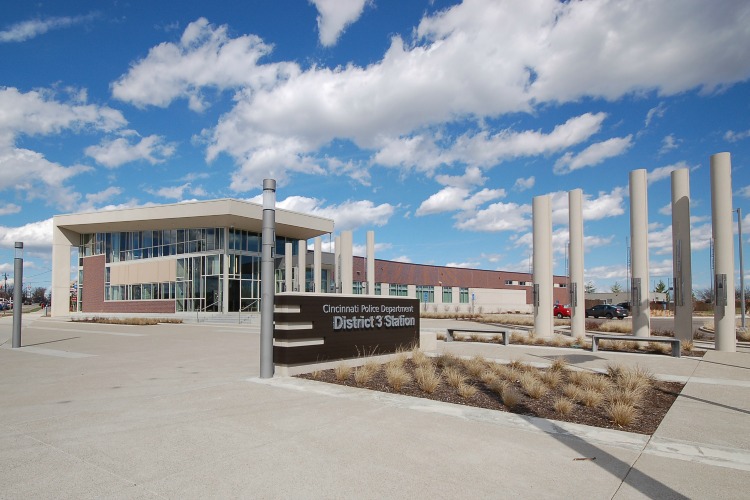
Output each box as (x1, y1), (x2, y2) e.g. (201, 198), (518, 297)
(1, 0), (750, 297)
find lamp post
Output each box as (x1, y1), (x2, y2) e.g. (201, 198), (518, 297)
(12, 242), (23, 348)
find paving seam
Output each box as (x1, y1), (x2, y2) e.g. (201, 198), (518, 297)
(249, 376), (750, 471)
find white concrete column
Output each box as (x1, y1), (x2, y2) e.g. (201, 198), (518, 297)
(533, 195), (553, 338)
(314, 237), (322, 293)
(711, 152), (736, 352)
(222, 231), (230, 313)
(671, 169), (693, 342)
(298, 240), (307, 292)
(568, 189), (585, 339)
(340, 230), (353, 294)
(366, 230), (375, 295)
(630, 169), (650, 338)
(334, 236), (341, 293)
(284, 242), (293, 293)
(51, 222), (77, 317)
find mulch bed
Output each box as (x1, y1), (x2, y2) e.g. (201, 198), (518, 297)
(298, 359), (683, 435)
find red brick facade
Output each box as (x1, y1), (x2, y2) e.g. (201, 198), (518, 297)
(81, 255), (175, 314)
(352, 257), (570, 305)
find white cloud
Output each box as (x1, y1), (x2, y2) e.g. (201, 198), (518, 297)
(0, 87), (126, 147)
(111, 18), (298, 111)
(123, 1), (750, 185)
(0, 203), (21, 216)
(513, 176), (535, 192)
(261, 196), (396, 232)
(0, 218), (53, 250)
(83, 187), (122, 206)
(658, 203), (672, 216)
(659, 134), (679, 154)
(738, 185), (750, 198)
(645, 102), (667, 127)
(85, 135), (176, 168)
(445, 261), (480, 269)
(391, 255), (412, 264)
(416, 187), (505, 216)
(150, 183), (206, 200)
(310, 0), (370, 47)
(554, 135), (633, 174)
(585, 264), (627, 282)
(647, 161), (693, 185)
(0, 14), (96, 43)
(0, 148), (91, 211)
(724, 129), (750, 142)
(549, 187), (627, 224)
(455, 202), (531, 232)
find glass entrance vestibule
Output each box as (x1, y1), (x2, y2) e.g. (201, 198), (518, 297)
(81, 227), (311, 314)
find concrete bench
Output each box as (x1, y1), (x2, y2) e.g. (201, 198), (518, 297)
(445, 328), (510, 345)
(590, 334), (681, 358)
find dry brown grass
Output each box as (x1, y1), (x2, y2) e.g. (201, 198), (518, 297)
(647, 341), (672, 355)
(579, 387), (604, 408)
(414, 365), (441, 394)
(501, 387), (521, 408)
(481, 314), (534, 326)
(73, 317), (183, 325)
(550, 358), (569, 372)
(443, 366), (467, 388)
(334, 363), (351, 381)
(310, 370), (323, 380)
(539, 369), (562, 389)
(457, 382), (478, 399)
(510, 331), (527, 344)
(385, 362), (411, 391)
(479, 369), (498, 385)
(411, 346), (431, 367)
(354, 361), (380, 386)
(519, 373), (548, 399)
(738, 329), (750, 342)
(562, 383), (582, 401)
(607, 401), (638, 427)
(463, 356), (487, 378)
(598, 321), (632, 334)
(553, 396), (574, 416)
(435, 352), (460, 369)
(487, 377), (510, 396)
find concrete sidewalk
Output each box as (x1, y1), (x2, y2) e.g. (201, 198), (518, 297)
(1, 314), (749, 499)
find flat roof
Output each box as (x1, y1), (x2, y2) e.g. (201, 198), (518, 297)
(53, 198), (334, 240)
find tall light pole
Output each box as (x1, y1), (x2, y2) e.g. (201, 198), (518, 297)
(13, 242), (23, 348)
(260, 179), (276, 378)
(738, 208), (746, 331)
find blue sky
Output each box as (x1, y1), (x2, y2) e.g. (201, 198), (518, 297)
(1, 0), (749, 296)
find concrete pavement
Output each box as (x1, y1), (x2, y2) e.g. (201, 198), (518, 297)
(1, 313), (749, 499)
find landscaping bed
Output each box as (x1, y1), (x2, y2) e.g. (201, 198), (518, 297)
(298, 349), (683, 435)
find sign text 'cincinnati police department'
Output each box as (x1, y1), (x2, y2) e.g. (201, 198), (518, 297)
(323, 303), (416, 331)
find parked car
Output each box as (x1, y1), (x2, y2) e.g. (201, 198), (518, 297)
(585, 304), (628, 319)
(616, 301), (631, 311)
(553, 304), (571, 318)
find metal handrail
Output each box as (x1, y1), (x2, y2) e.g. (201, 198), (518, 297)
(239, 299), (260, 324)
(195, 299), (221, 322)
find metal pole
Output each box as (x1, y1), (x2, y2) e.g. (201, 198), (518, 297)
(260, 179), (276, 378)
(738, 208), (746, 330)
(12, 242), (23, 348)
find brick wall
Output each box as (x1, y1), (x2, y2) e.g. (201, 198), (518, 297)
(82, 255), (175, 314)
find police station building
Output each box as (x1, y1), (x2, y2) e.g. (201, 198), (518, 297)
(51, 198), (568, 318)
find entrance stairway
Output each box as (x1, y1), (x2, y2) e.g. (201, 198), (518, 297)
(180, 312), (260, 325)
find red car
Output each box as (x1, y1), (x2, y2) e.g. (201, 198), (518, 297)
(553, 304), (571, 318)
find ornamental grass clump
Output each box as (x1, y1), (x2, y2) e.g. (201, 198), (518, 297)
(553, 396), (574, 416)
(354, 361), (380, 386)
(414, 365), (441, 394)
(539, 369), (562, 389)
(598, 321), (632, 334)
(479, 369), (498, 385)
(487, 378), (510, 396)
(443, 366), (467, 389)
(501, 387), (521, 408)
(334, 363), (351, 381)
(579, 388), (603, 408)
(463, 356), (488, 378)
(562, 383), (582, 401)
(411, 347), (430, 368)
(606, 401), (638, 427)
(457, 382), (478, 399)
(519, 372), (548, 399)
(435, 352), (460, 369)
(385, 362), (411, 391)
(550, 358), (569, 372)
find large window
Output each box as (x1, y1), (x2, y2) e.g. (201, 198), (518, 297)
(353, 281), (365, 294)
(80, 228), (224, 264)
(375, 283), (382, 296)
(176, 254), (223, 312)
(389, 284), (408, 296)
(442, 287), (452, 303)
(459, 287), (469, 304)
(416, 285), (434, 303)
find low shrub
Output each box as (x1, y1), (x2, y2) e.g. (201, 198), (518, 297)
(607, 401), (638, 427)
(414, 365), (441, 394)
(385, 362), (411, 391)
(443, 366), (466, 389)
(501, 387), (521, 408)
(553, 396), (574, 416)
(457, 382), (478, 399)
(334, 363), (351, 381)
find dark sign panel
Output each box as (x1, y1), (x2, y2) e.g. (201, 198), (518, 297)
(273, 294), (420, 365)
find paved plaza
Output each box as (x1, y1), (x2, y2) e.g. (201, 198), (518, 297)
(1, 312), (749, 499)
